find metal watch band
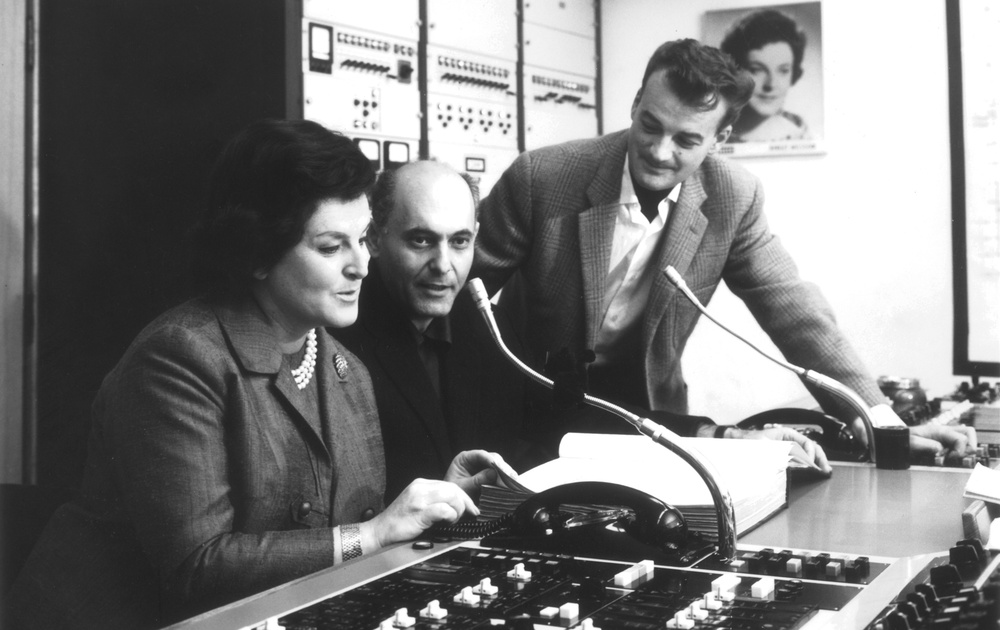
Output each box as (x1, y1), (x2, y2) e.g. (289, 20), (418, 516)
(341, 523), (362, 561)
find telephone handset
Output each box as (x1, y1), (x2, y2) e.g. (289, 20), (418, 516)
(510, 481), (688, 548)
(738, 408), (865, 462)
(428, 481), (714, 567)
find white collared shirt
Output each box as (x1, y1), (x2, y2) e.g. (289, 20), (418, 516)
(592, 156), (681, 366)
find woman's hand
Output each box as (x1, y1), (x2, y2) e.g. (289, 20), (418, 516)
(444, 450), (517, 501)
(363, 479), (477, 550)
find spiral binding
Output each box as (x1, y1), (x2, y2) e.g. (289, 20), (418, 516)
(427, 512), (517, 540)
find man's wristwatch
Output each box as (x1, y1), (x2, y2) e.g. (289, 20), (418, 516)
(341, 523), (362, 561)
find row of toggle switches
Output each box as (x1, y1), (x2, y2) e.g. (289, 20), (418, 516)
(340, 59), (391, 75)
(731, 548), (872, 582)
(664, 573), (758, 629)
(374, 566), (527, 628)
(375, 561), (607, 630)
(439, 73), (510, 91)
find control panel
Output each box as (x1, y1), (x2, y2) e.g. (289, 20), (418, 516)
(297, 0), (601, 185)
(522, 0), (599, 150)
(698, 546), (887, 585)
(301, 11), (420, 171)
(425, 49), (518, 149)
(171, 528), (997, 629)
(221, 538), (1000, 630)
(271, 543), (880, 629)
(865, 539), (1000, 629)
(424, 0), (519, 196)
(523, 67), (598, 149)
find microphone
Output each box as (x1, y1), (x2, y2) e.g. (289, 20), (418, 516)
(662, 266), (878, 463)
(465, 278), (738, 561)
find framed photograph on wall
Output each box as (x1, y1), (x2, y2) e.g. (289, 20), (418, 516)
(703, 2), (825, 157)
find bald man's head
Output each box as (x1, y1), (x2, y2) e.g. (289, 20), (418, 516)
(370, 160), (478, 231)
(367, 161), (480, 332)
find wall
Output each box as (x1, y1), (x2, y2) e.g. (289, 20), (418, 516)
(601, 0), (959, 423)
(0, 0), (27, 483)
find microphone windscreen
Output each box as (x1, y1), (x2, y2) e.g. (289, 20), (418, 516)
(663, 265), (684, 288)
(466, 278), (491, 311)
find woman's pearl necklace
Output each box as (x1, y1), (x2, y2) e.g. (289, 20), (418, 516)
(290, 329), (318, 390)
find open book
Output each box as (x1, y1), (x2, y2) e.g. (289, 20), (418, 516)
(481, 433), (794, 541)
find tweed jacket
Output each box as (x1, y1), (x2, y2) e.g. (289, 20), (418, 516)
(473, 130), (884, 419)
(332, 267), (546, 500)
(6, 298), (385, 629)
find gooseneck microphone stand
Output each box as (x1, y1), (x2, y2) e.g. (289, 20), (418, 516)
(466, 279), (738, 561)
(662, 265), (879, 464)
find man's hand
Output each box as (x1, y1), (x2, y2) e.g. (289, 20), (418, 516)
(737, 426), (833, 474)
(444, 450), (517, 501)
(855, 404), (978, 460)
(910, 423), (978, 459)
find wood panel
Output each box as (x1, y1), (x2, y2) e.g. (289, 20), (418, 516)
(35, 0), (299, 489)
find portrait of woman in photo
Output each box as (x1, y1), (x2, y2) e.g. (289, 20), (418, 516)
(720, 8), (811, 144)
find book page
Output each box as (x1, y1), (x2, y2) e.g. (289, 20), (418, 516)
(517, 433), (792, 507)
(557, 432), (792, 468)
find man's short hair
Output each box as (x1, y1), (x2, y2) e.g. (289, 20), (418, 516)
(720, 10), (807, 85)
(639, 38), (754, 131)
(370, 161), (480, 231)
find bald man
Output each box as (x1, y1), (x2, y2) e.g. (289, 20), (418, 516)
(331, 161), (544, 500)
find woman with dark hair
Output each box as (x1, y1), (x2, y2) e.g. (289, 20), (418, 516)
(720, 9), (811, 143)
(6, 119), (501, 629)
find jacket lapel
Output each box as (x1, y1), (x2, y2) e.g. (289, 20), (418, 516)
(316, 331), (350, 459)
(645, 169), (709, 340)
(274, 362), (330, 460)
(579, 131), (630, 349)
(578, 205), (620, 350)
(216, 298), (328, 456)
(370, 326), (452, 453)
(441, 294), (482, 449)
(362, 271), (453, 460)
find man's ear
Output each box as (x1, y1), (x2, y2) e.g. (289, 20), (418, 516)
(366, 227), (383, 258)
(630, 87), (643, 119)
(709, 125), (732, 154)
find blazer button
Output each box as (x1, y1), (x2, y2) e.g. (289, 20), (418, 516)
(361, 508), (375, 521)
(298, 501), (312, 519)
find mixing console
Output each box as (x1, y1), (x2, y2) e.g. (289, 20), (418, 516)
(268, 543), (912, 630)
(165, 531), (999, 630)
(167, 456), (997, 629)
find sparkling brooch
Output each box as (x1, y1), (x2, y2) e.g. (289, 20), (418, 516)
(334, 353), (349, 379)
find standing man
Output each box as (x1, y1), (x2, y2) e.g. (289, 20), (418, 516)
(472, 39), (975, 458)
(331, 161), (543, 500)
